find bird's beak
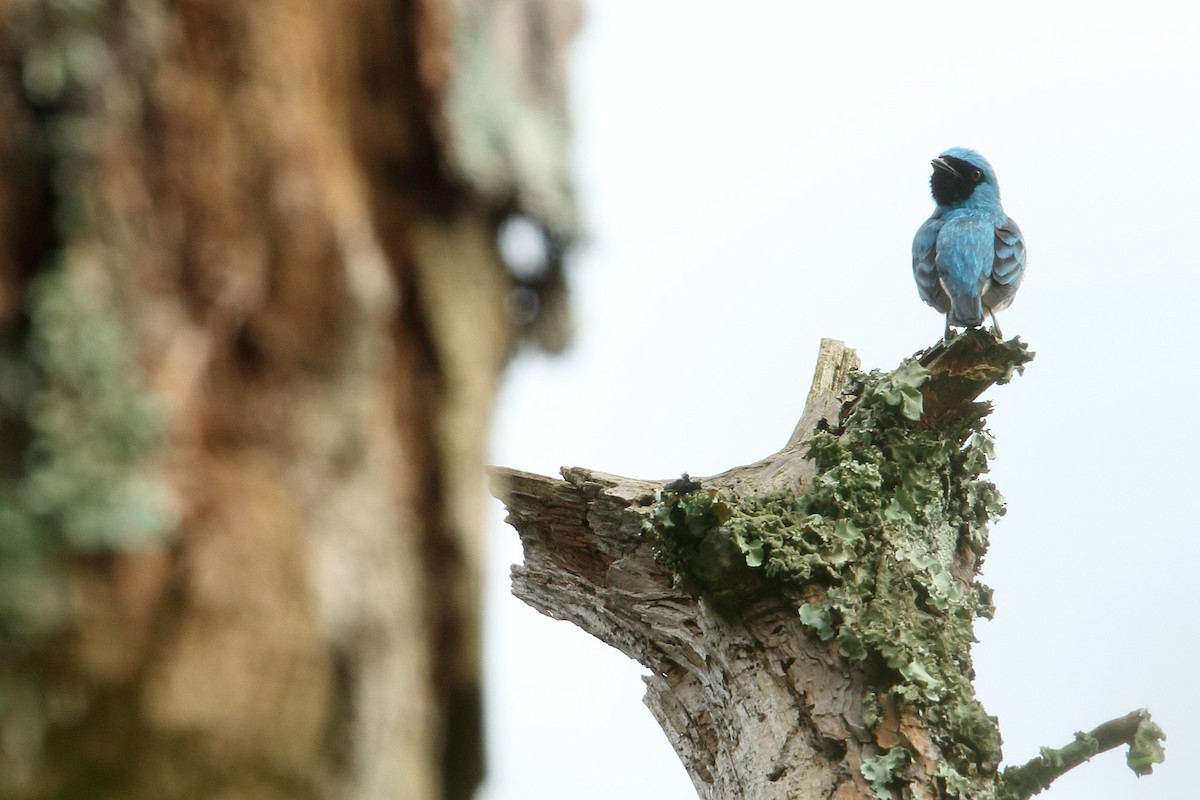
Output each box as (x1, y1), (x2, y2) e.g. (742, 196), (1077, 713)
(931, 157), (959, 177)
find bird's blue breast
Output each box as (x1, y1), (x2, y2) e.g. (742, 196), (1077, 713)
(935, 212), (998, 299)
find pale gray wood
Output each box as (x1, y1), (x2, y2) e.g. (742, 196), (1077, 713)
(491, 339), (868, 798)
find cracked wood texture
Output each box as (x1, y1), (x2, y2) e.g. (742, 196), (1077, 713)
(492, 333), (1029, 799)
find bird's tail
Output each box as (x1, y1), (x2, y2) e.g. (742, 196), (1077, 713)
(948, 295), (984, 328)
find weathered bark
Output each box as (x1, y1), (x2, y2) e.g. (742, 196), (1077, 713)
(492, 333), (1164, 799)
(0, 1), (578, 799)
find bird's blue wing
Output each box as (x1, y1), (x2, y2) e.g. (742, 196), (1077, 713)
(992, 217), (1025, 285)
(984, 216), (1026, 312)
(912, 217), (950, 313)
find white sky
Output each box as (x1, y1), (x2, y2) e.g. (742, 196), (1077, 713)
(480, 3), (1200, 798)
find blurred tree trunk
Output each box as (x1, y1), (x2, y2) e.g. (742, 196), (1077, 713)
(0, 2), (578, 799)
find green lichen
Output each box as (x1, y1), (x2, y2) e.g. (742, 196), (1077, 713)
(1127, 715), (1167, 775)
(862, 746), (911, 800)
(445, 4), (578, 238)
(22, 266), (175, 549)
(0, 264), (177, 642)
(647, 354), (1011, 793)
(0, 1), (176, 644)
(0, 265), (175, 790)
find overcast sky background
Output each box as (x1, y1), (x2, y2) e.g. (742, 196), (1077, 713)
(478, 3), (1199, 798)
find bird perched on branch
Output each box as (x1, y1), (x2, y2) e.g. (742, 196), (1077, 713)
(912, 147), (1026, 339)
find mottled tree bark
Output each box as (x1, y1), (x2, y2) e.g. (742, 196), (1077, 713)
(0, 1), (578, 799)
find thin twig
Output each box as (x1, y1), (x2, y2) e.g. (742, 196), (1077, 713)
(997, 709), (1166, 800)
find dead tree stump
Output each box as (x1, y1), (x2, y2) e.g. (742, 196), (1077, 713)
(491, 331), (1163, 799)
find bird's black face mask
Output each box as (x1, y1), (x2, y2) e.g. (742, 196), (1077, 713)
(930, 156), (984, 206)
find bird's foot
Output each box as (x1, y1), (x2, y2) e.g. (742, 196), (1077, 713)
(988, 309), (1004, 340)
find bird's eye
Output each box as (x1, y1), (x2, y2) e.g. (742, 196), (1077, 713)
(972, 169), (983, 181)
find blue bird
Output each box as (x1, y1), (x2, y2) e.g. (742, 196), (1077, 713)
(912, 147), (1026, 339)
